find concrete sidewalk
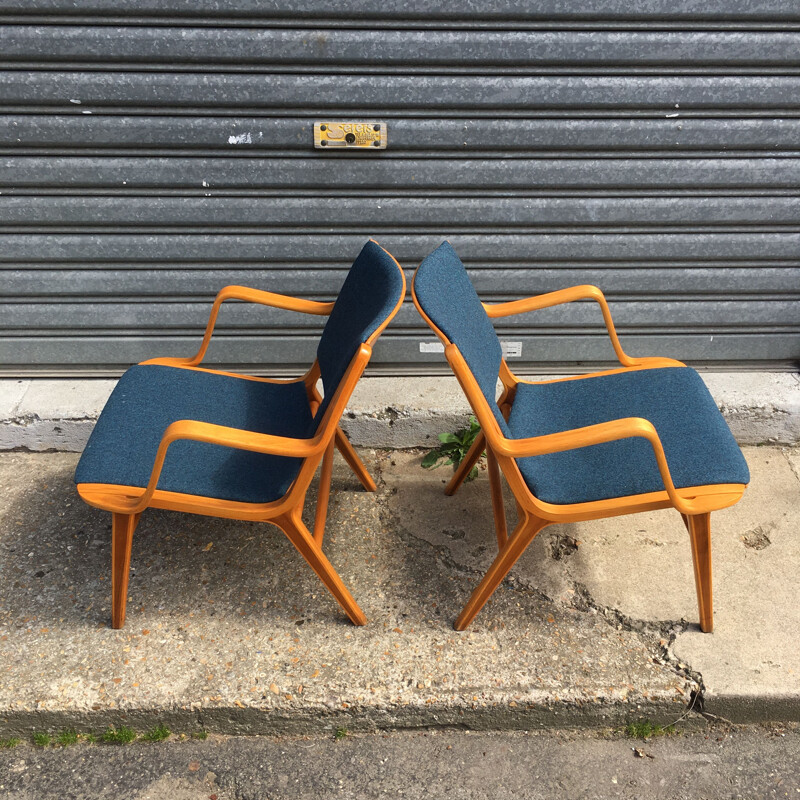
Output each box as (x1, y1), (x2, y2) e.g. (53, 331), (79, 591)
(0, 445), (798, 737)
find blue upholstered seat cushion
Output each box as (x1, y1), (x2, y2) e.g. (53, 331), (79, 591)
(74, 365), (313, 503)
(509, 367), (750, 505)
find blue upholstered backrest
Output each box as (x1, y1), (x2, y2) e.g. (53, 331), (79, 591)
(315, 240), (404, 423)
(414, 242), (509, 432)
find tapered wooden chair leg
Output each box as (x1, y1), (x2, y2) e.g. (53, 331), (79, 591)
(455, 515), (549, 631)
(445, 431), (486, 496)
(334, 426), (376, 492)
(486, 448), (507, 548)
(686, 512), (714, 632)
(313, 439), (335, 544)
(277, 511), (367, 626)
(111, 512), (140, 629)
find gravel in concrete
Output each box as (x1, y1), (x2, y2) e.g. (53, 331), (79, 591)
(0, 451), (689, 736)
(0, 446), (797, 735)
(509, 447), (800, 722)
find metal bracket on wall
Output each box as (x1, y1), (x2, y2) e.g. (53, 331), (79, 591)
(314, 122), (387, 149)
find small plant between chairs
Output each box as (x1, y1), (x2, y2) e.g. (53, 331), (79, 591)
(422, 416), (485, 482)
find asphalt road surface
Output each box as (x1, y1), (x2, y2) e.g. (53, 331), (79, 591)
(0, 723), (797, 799)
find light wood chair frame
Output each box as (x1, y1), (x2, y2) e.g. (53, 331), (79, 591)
(78, 245), (406, 629)
(412, 280), (747, 633)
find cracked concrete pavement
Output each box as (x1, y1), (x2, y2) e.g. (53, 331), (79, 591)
(0, 445), (797, 736)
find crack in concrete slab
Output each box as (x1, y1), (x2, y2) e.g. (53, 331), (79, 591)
(783, 446), (800, 483)
(378, 454), (701, 721)
(538, 524), (709, 720)
(566, 580), (705, 719)
(0, 450), (725, 735)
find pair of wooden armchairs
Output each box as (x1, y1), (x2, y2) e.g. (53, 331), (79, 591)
(75, 241), (749, 632)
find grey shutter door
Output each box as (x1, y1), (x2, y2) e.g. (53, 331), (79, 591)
(1, 1), (798, 376)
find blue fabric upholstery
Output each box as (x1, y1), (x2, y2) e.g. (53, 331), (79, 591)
(414, 242), (508, 431)
(315, 240), (405, 423)
(509, 367), (750, 504)
(75, 365), (312, 503)
(76, 241), (404, 503)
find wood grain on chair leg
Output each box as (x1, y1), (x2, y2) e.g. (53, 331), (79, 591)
(334, 426), (376, 492)
(111, 512), (140, 629)
(313, 439), (335, 544)
(277, 511), (367, 626)
(486, 448), (507, 548)
(455, 514), (549, 631)
(686, 512), (714, 633)
(445, 431), (486, 496)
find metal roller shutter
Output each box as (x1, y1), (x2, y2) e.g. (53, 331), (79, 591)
(1, 1), (798, 375)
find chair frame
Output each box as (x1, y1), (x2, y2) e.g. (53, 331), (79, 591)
(78, 247), (406, 629)
(412, 280), (747, 633)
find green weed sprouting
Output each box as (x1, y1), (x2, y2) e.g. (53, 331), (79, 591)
(55, 729), (80, 747)
(0, 737), (22, 749)
(421, 417), (484, 481)
(625, 720), (676, 740)
(101, 726), (136, 745)
(141, 724), (171, 742)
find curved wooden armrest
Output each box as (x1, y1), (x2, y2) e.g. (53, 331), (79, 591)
(492, 416), (705, 516)
(214, 285), (335, 316)
(483, 285), (640, 367)
(106, 419), (326, 514)
(181, 285), (335, 367)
